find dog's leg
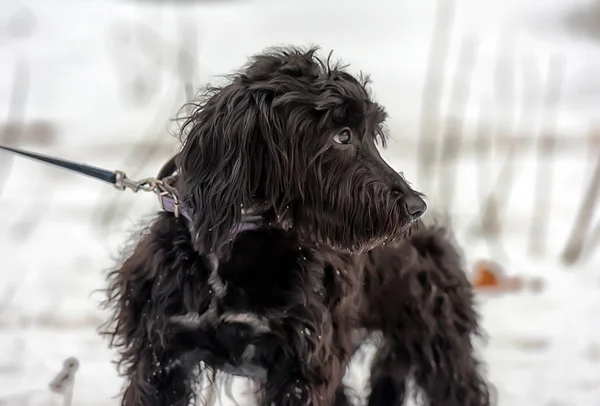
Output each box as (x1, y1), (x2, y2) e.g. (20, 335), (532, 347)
(366, 344), (410, 406)
(259, 370), (347, 406)
(103, 214), (213, 406)
(121, 351), (195, 406)
(363, 226), (491, 406)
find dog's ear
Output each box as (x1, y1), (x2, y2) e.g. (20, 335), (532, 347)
(176, 84), (280, 255)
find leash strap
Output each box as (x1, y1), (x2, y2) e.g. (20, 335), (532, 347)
(0, 144), (190, 220)
(0, 145), (260, 233)
(0, 145), (117, 184)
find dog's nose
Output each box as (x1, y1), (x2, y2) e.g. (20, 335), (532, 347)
(404, 194), (427, 219)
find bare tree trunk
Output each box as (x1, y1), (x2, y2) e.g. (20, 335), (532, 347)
(489, 52), (543, 235)
(478, 32), (516, 245)
(437, 38), (477, 222)
(561, 142), (600, 265)
(417, 0), (456, 192)
(0, 60), (30, 197)
(528, 55), (565, 257)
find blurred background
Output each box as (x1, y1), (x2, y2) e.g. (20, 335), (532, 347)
(0, 0), (599, 404)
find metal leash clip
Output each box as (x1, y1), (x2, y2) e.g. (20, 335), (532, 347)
(112, 170), (184, 220)
(113, 170), (163, 193)
(156, 175), (184, 220)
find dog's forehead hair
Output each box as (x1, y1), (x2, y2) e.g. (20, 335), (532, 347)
(240, 46), (388, 135)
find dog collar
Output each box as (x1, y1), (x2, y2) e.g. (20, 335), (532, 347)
(159, 193), (263, 236)
(153, 156), (263, 235)
(159, 193), (192, 221)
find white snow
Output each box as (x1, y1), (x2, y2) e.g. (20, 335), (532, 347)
(0, 0), (599, 404)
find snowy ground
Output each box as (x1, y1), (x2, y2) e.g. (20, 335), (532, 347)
(0, 0), (599, 405)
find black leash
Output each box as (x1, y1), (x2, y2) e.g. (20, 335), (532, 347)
(0, 145), (190, 220)
(0, 145), (118, 184)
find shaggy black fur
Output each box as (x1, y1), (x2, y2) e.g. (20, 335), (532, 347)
(103, 46), (491, 406)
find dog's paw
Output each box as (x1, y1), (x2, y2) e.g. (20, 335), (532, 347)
(214, 312), (272, 365)
(168, 310), (273, 379)
(169, 311), (270, 337)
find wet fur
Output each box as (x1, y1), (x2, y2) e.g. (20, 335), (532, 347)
(102, 46), (491, 406)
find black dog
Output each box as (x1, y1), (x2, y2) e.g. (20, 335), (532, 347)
(103, 46), (491, 406)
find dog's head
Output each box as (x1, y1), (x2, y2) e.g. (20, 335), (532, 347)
(177, 46), (426, 254)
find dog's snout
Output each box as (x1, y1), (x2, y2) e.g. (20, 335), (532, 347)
(404, 194), (427, 219)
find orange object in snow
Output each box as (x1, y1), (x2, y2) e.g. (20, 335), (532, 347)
(471, 260), (503, 288)
(471, 260), (543, 293)
(472, 267), (500, 288)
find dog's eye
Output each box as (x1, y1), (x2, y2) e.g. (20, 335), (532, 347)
(333, 128), (352, 145)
